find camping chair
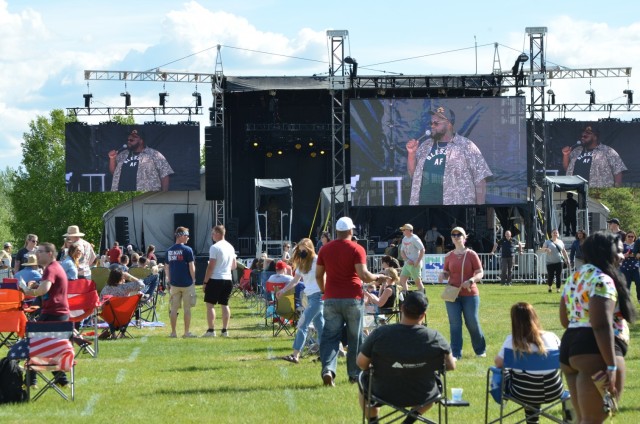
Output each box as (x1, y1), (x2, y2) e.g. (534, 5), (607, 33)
(0, 288), (28, 349)
(361, 354), (467, 424)
(24, 321), (76, 401)
(272, 287), (298, 337)
(264, 280), (286, 326)
(90, 267), (111, 294)
(2, 277), (18, 290)
(484, 348), (566, 424)
(128, 267), (159, 324)
(99, 294), (142, 339)
(67, 278), (100, 357)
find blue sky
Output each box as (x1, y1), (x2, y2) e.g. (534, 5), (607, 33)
(2, 0), (640, 170)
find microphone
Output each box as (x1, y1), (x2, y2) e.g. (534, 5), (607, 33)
(116, 144), (128, 153)
(570, 140), (582, 150)
(417, 129), (432, 142)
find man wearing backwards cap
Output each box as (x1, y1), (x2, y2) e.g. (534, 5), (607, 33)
(316, 216), (386, 387)
(562, 124), (626, 188)
(398, 223), (426, 291)
(406, 105), (492, 205)
(356, 291), (456, 422)
(108, 128), (174, 192)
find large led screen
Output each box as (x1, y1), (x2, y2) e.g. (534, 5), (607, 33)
(65, 122), (200, 192)
(546, 121), (639, 188)
(350, 97), (528, 206)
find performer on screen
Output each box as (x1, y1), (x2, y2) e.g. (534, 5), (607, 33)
(406, 106), (492, 205)
(108, 129), (174, 192)
(561, 124), (626, 188)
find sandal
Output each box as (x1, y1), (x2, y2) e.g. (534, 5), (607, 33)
(281, 354), (299, 364)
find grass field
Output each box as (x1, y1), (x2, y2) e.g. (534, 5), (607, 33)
(1, 283), (638, 423)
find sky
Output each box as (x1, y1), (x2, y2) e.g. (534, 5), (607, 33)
(2, 0), (640, 171)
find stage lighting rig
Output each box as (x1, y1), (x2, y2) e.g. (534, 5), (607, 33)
(159, 92), (169, 107)
(344, 56), (358, 79)
(623, 89), (634, 105)
(546, 89), (555, 105)
(193, 91), (202, 107)
(586, 89), (595, 105)
(83, 93), (93, 108)
(120, 92), (131, 107)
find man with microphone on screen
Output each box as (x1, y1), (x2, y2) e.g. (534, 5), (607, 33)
(108, 128), (174, 192)
(561, 124), (626, 188)
(406, 106), (492, 205)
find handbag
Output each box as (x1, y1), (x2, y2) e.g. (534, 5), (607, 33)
(441, 250), (468, 302)
(550, 241), (567, 268)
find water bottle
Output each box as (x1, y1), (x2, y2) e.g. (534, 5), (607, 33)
(561, 390), (575, 423)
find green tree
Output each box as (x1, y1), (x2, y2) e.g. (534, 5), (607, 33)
(0, 167), (16, 244)
(590, 188), (640, 233)
(9, 109), (131, 249)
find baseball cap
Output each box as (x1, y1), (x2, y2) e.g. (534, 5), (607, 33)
(450, 227), (467, 238)
(336, 217), (356, 232)
(3, 242), (11, 248)
(607, 218), (620, 225)
(402, 291), (429, 316)
(399, 223), (414, 231)
(429, 106), (456, 124)
(275, 260), (287, 270)
(583, 125), (599, 136)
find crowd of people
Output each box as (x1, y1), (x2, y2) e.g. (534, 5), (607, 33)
(2, 215), (636, 424)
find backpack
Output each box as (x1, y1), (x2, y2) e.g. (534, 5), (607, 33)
(0, 357), (27, 404)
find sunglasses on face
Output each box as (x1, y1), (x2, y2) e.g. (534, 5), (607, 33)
(451, 233), (463, 238)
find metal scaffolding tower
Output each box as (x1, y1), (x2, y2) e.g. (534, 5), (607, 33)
(213, 45), (226, 226)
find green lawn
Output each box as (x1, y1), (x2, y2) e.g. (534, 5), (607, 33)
(1, 283), (639, 423)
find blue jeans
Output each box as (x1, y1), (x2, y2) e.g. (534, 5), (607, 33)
(293, 292), (324, 352)
(319, 298), (363, 379)
(444, 295), (486, 358)
(622, 267), (640, 301)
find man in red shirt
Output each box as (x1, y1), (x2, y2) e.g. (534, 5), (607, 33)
(316, 217), (385, 387)
(108, 241), (123, 265)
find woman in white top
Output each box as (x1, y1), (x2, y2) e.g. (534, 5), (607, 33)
(495, 302), (563, 424)
(277, 238), (324, 364)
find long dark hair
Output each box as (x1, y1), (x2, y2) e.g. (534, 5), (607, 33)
(583, 231), (636, 323)
(106, 268), (124, 287)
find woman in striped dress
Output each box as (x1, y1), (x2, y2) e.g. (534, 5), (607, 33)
(494, 302), (563, 424)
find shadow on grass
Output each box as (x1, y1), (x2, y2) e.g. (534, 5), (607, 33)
(153, 381), (321, 396)
(162, 364), (224, 372)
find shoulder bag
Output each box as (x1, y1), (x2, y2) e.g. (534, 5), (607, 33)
(441, 250), (468, 302)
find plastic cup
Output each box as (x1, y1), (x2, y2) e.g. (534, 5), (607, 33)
(451, 388), (463, 402)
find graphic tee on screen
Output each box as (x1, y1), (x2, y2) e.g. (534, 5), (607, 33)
(118, 152), (140, 191)
(419, 143), (447, 204)
(572, 149), (593, 182)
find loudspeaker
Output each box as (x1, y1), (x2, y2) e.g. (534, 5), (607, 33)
(205, 126), (224, 200)
(357, 238), (368, 253)
(174, 213), (195, 251)
(115, 216), (130, 246)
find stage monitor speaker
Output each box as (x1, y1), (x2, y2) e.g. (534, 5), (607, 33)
(114, 216), (130, 246)
(174, 213), (195, 251)
(205, 126), (224, 200)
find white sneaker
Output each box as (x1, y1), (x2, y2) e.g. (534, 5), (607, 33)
(182, 332), (198, 338)
(221, 330), (229, 337)
(203, 330), (216, 337)
(476, 353), (487, 358)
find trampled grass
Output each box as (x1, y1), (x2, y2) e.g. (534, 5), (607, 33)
(1, 283), (639, 423)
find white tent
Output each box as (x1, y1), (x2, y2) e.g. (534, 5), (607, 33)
(102, 172), (216, 257)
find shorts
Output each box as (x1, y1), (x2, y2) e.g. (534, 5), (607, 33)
(204, 278), (233, 305)
(400, 262), (422, 281)
(169, 284), (196, 311)
(560, 327), (628, 365)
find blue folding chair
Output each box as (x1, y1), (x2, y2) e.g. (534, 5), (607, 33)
(485, 348), (568, 424)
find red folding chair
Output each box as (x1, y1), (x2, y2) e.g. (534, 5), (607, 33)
(0, 288), (28, 349)
(264, 281), (286, 326)
(67, 278), (101, 357)
(99, 294), (143, 339)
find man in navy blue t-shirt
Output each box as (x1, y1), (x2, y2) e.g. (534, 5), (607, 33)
(165, 227), (197, 338)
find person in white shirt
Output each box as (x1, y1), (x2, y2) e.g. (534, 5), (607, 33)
(398, 223), (425, 291)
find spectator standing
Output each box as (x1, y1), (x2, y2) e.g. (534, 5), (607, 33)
(541, 229), (570, 293)
(63, 225), (96, 280)
(0, 242), (12, 275)
(108, 241), (122, 265)
(202, 225), (237, 337)
(398, 223), (425, 292)
(316, 217), (386, 386)
(561, 193), (579, 236)
(607, 218), (625, 240)
(490, 231), (522, 286)
(621, 231), (640, 303)
(166, 227), (197, 338)
(570, 230), (587, 270)
(424, 225), (445, 254)
(14, 234), (38, 274)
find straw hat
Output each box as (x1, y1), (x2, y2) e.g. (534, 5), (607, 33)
(23, 254), (38, 267)
(63, 225), (85, 237)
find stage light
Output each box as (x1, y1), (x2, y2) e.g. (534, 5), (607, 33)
(266, 152), (273, 158)
(294, 143), (302, 150)
(377, 88), (386, 96)
(320, 150), (326, 155)
(586, 89), (595, 105)
(252, 141), (259, 148)
(344, 143), (350, 150)
(546, 89), (556, 105)
(83, 93), (93, 108)
(120, 92), (131, 107)
(193, 91), (202, 107)
(344, 56), (358, 79)
(277, 150), (283, 155)
(516, 89), (525, 96)
(623, 89), (634, 105)
(159, 92), (169, 107)
(308, 141), (314, 147)
(310, 152), (317, 158)
(269, 90), (277, 96)
(511, 53), (528, 77)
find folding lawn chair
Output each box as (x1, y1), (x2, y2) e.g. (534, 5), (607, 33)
(264, 280), (286, 326)
(272, 287), (299, 337)
(484, 348), (566, 424)
(0, 288), (29, 349)
(99, 294), (142, 339)
(90, 266), (111, 294)
(67, 278), (100, 357)
(24, 321), (76, 401)
(128, 267), (160, 324)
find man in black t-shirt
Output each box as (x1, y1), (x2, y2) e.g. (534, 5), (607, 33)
(490, 231), (522, 286)
(561, 193), (579, 236)
(357, 291), (456, 422)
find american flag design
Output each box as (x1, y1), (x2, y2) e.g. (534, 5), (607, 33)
(9, 331), (75, 372)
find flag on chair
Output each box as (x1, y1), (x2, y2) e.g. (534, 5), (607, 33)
(28, 335), (75, 372)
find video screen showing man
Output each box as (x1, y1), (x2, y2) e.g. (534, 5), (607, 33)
(406, 106), (492, 205)
(65, 122), (200, 192)
(561, 124), (627, 188)
(108, 129), (173, 192)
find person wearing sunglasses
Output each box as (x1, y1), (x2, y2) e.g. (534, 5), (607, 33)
(13, 234), (38, 274)
(438, 227), (486, 359)
(621, 231), (640, 303)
